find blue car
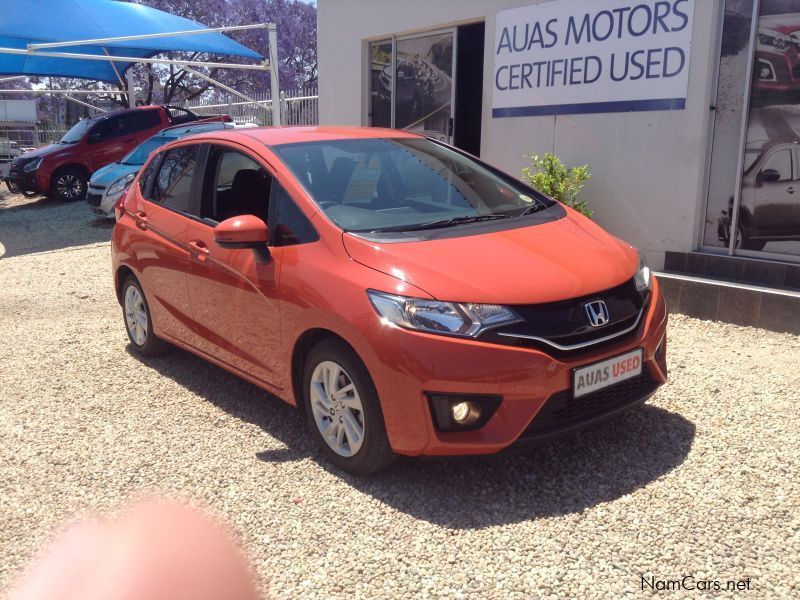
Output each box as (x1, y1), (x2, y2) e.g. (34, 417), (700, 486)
(86, 121), (248, 217)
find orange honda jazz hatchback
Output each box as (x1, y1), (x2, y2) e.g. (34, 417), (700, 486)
(112, 126), (667, 474)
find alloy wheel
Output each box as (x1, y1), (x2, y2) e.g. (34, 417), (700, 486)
(56, 174), (84, 200)
(310, 360), (365, 457)
(124, 285), (148, 346)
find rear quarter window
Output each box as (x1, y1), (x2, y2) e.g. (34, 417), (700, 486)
(138, 154), (161, 200)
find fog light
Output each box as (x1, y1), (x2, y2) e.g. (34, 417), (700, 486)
(427, 393), (502, 432)
(451, 401), (481, 426)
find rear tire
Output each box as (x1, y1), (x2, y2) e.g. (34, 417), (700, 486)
(51, 167), (87, 202)
(121, 276), (169, 357)
(302, 338), (396, 475)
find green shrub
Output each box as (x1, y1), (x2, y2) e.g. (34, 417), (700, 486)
(521, 152), (592, 218)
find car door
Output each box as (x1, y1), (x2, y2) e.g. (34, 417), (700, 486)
(753, 147), (795, 233)
(86, 113), (139, 172)
(129, 143), (202, 346)
(184, 143), (283, 387)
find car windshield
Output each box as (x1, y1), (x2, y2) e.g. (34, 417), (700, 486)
(273, 138), (554, 233)
(120, 136), (172, 166)
(59, 118), (95, 144)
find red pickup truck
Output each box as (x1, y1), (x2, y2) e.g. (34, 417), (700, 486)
(5, 105), (226, 202)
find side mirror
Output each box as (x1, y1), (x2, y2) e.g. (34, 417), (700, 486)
(760, 168), (781, 183)
(88, 132), (103, 143)
(214, 214), (269, 249)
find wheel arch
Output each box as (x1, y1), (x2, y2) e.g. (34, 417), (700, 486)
(115, 265), (135, 305)
(290, 328), (360, 415)
(52, 162), (91, 180)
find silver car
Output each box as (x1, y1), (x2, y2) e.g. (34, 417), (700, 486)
(87, 121), (251, 217)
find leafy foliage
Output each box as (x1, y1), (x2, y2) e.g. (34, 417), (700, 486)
(4, 0), (318, 122)
(131, 0), (317, 104)
(521, 152), (593, 218)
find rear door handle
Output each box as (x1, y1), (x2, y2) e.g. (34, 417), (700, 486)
(188, 240), (210, 260)
(788, 187), (795, 194)
(134, 210), (147, 229)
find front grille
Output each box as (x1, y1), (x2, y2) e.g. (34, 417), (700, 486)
(86, 192), (103, 207)
(480, 278), (647, 354)
(520, 370), (659, 440)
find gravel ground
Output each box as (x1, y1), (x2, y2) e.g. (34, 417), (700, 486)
(1, 190), (798, 598)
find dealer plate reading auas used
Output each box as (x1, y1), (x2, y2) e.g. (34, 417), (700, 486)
(573, 348), (643, 398)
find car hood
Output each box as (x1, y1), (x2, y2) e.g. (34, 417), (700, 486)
(90, 162), (140, 187)
(759, 15), (800, 34)
(342, 212), (638, 305)
(17, 143), (62, 161)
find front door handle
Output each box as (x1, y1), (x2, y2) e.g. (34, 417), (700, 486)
(124, 138), (135, 143)
(188, 240), (210, 260)
(787, 186), (795, 194)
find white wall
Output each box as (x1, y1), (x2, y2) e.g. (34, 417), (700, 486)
(317, 0), (721, 268)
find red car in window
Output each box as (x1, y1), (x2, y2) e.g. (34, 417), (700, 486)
(112, 127), (667, 474)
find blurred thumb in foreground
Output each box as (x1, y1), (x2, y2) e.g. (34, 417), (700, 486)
(9, 499), (261, 600)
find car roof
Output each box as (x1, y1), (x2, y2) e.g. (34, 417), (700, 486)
(175, 126), (422, 147)
(160, 121), (230, 138)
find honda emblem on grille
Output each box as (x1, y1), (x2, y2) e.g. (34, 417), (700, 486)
(585, 300), (610, 327)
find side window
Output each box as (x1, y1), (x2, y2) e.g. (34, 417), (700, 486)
(272, 183), (319, 246)
(761, 150), (792, 182)
(152, 145), (200, 214)
(138, 154), (161, 199)
(203, 148), (272, 223)
(128, 110), (162, 134)
(89, 115), (126, 142)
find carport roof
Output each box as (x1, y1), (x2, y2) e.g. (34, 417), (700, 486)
(0, 0), (263, 83)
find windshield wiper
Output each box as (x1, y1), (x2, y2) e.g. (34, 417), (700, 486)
(368, 213), (509, 233)
(517, 201), (553, 216)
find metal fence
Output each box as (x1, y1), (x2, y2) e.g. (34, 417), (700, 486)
(1, 87), (318, 153)
(0, 125), (66, 148)
(183, 86), (319, 126)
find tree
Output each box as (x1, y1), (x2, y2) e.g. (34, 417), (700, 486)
(128, 0), (317, 105)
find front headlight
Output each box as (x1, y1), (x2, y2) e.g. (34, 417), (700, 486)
(634, 252), (652, 293)
(758, 31), (792, 51)
(107, 172), (136, 196)
(23, 158), (42, 172)
(367, 290), (522, 337)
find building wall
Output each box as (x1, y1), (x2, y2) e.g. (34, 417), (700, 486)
(317, 0), (722, 268)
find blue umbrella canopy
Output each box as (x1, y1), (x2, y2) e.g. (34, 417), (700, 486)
(0, 0), (263, 83)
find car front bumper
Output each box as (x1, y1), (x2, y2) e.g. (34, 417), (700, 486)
(86, 185), (117, 218)
(364, 277), (668, 457)
(4, 169), (40, 195)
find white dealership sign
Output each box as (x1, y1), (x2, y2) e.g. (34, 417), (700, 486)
(492, 0), (694, 117)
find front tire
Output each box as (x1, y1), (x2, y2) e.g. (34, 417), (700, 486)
(302, 338), (396, 475)
(122, 276), (168, 357)
(726, 221), (766, 252)
(51, 167), (87, 202)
